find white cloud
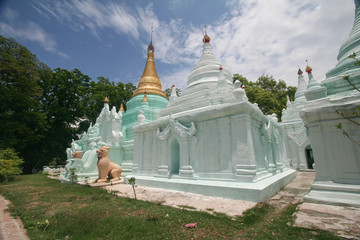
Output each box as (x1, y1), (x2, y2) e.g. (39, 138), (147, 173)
(33, 1), (201, 67)
(30, 0), (356, 89)
(138, 0), (355, 89)
(208, 0), (354, 86)
(33, 0), (139, 39)
(3, 8), (19, 22)
(0, 7), (69, 59)
(161, 68), (192, 90)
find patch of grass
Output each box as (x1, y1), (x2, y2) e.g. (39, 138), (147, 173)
(0, 175), (343, 240)
(178, 205), (197, 210)
(237, 203), (273, 225)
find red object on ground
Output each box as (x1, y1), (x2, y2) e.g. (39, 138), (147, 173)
(185, 223), (197, 228)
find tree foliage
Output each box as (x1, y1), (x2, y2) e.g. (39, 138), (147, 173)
(86, 77), (135, 124)
(0, 35), (135, 172)
(0, 35), (48, 173)
(164, 87), (181, 98)
(0, 148), (23, 183)
(233, 74), (296, 121)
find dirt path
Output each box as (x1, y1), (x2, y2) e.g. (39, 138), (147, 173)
(105, 172), (316, 218)
(0, 195), (29, 240)
(106, 183), (257, 217)
(267, 171), (315, 209)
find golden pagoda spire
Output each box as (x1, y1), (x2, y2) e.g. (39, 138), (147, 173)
(132, 30), (167, 99)
(104, 96), (109, 103)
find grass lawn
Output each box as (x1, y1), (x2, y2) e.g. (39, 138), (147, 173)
(0, 174), (342, 240)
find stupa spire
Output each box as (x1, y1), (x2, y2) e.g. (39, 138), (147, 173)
(185, 27), (233, 89)
(323, 1), (360, 94)
(203, 25), (210, 43)
(132, 27), (167, 99)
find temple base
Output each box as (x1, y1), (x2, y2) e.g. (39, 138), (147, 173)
(304, 181), (360, 207)
(125, 169), (296, 202)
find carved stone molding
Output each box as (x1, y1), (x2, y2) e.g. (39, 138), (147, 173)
(156, 114), (197, 141)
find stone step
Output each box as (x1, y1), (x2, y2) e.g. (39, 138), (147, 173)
(304, 190), (360, 208)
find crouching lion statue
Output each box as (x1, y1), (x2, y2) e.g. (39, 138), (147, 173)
(96, 146), (122, 183)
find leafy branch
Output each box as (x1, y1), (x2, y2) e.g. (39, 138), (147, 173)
(348, 52), (360, 65)
(343, 75), (360, 92)
(128, 177), (137, 200)
(343, 52), (360, 92)
(336, 52), (360, 146)
(336, 108), (360, 146)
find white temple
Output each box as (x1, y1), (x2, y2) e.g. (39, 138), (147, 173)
(281, 69), (313, 170)
(61, 1), (360, 206)
(127, 33), (295, 202)
(61, 98), (124, 182)
(300, 0), (360, 207)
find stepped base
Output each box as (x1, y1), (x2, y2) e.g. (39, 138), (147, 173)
(125, 169), (296, 202)
(304, 181), (360, 207)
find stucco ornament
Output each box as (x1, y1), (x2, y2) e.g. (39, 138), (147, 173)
(96, 146), (122, 183)
(157, 114), (196, 141)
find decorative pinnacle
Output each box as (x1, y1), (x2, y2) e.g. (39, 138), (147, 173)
(148, 25), (154, 52)
(202, 24), (210, 43)
(297, 67), (303, 75)
(104, 96), (109, 103)
(151, 24), (153, 42)
(305, 60), (312, 74)
(142, 92), (148, 102)
(119, 102), (124, 111)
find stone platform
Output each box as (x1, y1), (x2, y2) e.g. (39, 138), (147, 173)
(304, 181), (360, 207)
(294, 202), (360, 239)
(125, 169), (296, 202)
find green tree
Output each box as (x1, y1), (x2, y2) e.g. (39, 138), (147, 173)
(0, 35), (136, 172)
(0, 35), (49, 173)
(85, 77), (135, 123)
(233, 74), (296, 121)
(38, 68), (91, 167)
(0, 148), (24, 183)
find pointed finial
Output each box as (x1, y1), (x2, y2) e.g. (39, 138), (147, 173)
(202, 24), (210, 43)
(297, 66), (303, 75)
(151, 24), (153, 42)
(119, 102), (124, 112)
(142, 92), (148, 102)
(305, 60), (312, 74)
(104, 96), (109, 103)
(148, 25), (154, 52)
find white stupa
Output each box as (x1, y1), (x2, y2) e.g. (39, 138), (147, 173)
(127, 32), (295, 202)
(281, 68), (312, 170)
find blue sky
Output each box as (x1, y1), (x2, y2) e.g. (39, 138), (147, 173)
(0, 0), (355, 90)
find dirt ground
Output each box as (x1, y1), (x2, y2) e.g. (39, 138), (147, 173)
(105, 183), (257, 218)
